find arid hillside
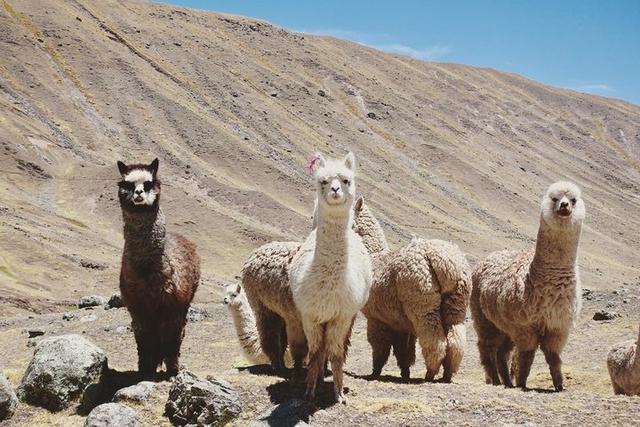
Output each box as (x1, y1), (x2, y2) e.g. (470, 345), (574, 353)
(1, 0), (639, 316)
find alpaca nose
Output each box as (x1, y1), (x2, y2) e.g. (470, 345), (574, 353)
(331, 186), (340, 193)
(560, 201), (569, 208)
(135, 189), (144, 195)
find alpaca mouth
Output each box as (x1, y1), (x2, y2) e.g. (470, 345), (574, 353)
(557, 209), (572, 218)
(133, 196), (145, 204)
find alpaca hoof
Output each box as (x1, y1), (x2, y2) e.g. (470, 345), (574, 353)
(425, 372), (436, 382)
(400, 368), (410, 380)
(555, 384), (565, 392)
(334, 391), (347, 405)
(303, 389), (315, 402)
(440, 376), (452, 384)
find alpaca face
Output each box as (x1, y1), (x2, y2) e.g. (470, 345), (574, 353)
(223, 284), (244, 308)
(117, 158), (161, 211)
(313, 152), (356, 210)
(541, 181), (585, 228)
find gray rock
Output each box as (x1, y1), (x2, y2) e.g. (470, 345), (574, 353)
(113, 381), (155, 403)
(27, 329), (45, 338)
(593, 310), (619, 321)
(165, 370), (241, 426)
(581, 288), (593, 300)
(18, 334), (107, 411)
(78, 295), (107, 309)
(115, 326), (130, 334)
(80, 314), (98, 323)
(0, 373), (18, 421)
(249, 399), (311, 427)
(84, 403), (139, 427)
(63, 312), (76, 321)
(107, 293), (124, 309)
(187, 306), (209, 322)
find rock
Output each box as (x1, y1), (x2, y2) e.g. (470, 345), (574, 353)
(165, 370), (241, 426)
(27, 329), (45, 338)
(367, 112), (377, 119)
(113, 381), (155, 403)
(85, 403), (139, 427)
(0, 373), (18, 421)
(582, 288), (593, 300)
(593, 310), (619, 321)
(249, 399), (311, 427)
(187, 306), (209, 322)
(116, 326), (130, 334)
(317, 89), (326, 97)
(18, 335), (107, 411)
(63, 312), (76, 321)
(80, 314), (98, 323)
(107, 293), (124, 309)
(78, 295), (107, 309)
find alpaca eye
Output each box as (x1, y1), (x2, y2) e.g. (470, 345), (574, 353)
(551, 197), (558, 202)
(119, 181), (134, 191)
(571, 198), (576, 204)
(342, 179), (350, 185)
(143, 181), (153, 191)
(321, 180), (328, 186)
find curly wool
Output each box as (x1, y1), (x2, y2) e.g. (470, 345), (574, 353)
(607, 325), (640, 396)
(224, 285), (270, 365)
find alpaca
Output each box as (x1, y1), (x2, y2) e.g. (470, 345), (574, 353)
(471, 181), (585, 391)
(223, 283), (273, 365)
(607, 323), (640, 396)
(239, 196), (378, 375)
(290, 152), (373, 404)
(117, 158), (200, 376)
(363, 236), (471, 382)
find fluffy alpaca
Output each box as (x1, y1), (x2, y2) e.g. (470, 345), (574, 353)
(607, 324), (640, 396)
(239, 197), (377, 375)
(223, 283), (270, 365)
(363, 236), (471, 382)
(117, 158), (200, 376)
(471, 181), (585, 391)
(290, 152), (373, 404)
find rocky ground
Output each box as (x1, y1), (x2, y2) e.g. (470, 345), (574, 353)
(0, 285), (638, 426)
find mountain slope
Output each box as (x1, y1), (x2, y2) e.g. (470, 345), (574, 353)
(1, 0), (639, 315)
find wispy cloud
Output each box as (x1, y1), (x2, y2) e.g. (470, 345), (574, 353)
(575, 84), (613, 92)
(290, 28), (448, 62)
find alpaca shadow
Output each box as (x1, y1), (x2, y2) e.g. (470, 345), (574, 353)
(521, 386), (558, 394)
(345, 371), (424, 385)
(76, 368), (169, 415)
(266, 380), (344, 410)
(237, 364), (291, 380)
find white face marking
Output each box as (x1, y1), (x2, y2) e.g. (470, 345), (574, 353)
(123, 169), (156, 206)
(541, 181), (585, 227)
(314, 154), (356, 208)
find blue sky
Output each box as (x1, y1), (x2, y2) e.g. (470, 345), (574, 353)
(164, 1), (640, 106)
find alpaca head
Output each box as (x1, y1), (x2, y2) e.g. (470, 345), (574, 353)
(540, 181), (585, 230)
(352, 196), (389, 254)
(223, 283), (245, 308)
(310, 151), (356, 214)
(117, 158), (161, 212)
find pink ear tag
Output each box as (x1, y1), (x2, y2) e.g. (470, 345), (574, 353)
(304, 155), (321, 175)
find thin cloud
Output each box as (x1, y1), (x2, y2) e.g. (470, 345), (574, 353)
(574, 84), (613, 92)
(364, 43), (450, 61)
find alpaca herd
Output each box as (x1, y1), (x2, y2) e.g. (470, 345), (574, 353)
(115, 155), (639, 409)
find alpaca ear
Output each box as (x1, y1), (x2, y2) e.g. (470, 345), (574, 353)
(235, 283), (242, 293)
(344, 151), (355, 171)
(315, 153), (326, 169)
(149, 158), (159, 177)
(117, 161), (129, 177)
(354, 196), (364, 212)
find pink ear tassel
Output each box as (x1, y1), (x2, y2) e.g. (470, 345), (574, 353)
(304, 154), (321, 175)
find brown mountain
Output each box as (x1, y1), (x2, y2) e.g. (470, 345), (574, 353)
(1, 0), (639, 317)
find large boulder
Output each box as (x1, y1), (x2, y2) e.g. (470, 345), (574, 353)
(84, 403), (139, 427)
(113, 381), (155, 403)
(165, 371), (241, 426)
(18, 335), (107, 411)
(0, 372), (18, 421)
(249, 399), (311, 427)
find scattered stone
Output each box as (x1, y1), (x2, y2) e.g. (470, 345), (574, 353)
(113, 381), (155, 403)
(317, 89), (326, 97)
(63, 312), (76, 321)
(582, 288), (593, 300)
(593, 310), (619, 321)
(606, 302), (615, 308)
(367, 112), (377, 119)
(0, 373), (18, 421)
(165, 370), (241, 426)
(80, 314), (98, 323)
(27, 329), (45, 338)
(84, 403), (139, 427)
(107, 293), (124, 309)
(116, 326), (130, 334)
(623, 299), (629, 304)
(249, 399), (310, 427)
(187, 306), (209, 322)
(18, 335), (107, 411)
(269, 91), (278, 97)
(79, 295), (107, 309)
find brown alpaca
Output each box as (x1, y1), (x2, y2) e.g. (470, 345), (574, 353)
(117, 158), (200, 376)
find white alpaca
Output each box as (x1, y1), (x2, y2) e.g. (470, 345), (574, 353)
(290, 152), (373, 404)
(607, 324), (640, 396)
(471, 181), (585, 391)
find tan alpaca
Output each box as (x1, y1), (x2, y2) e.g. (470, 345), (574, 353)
(607, 324), (640, 396)
(471, 181), (585, 391)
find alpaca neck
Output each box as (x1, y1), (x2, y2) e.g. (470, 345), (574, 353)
(530, 216), (581, 278)
(315, 203), (352, 255)
(229, 302), (256, 338)
(122, 207), (166, 266)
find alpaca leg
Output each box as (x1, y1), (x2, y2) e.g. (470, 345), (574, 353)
(163, 316), (187, 376)
(392, 332), (416, 380)
(540, 332), (568, 392)
(612, 381), (625, 395)
(496, 336), (515, 387)
(471, 306), (502, 385)
(255, 306), (286, 370)
(285, 318), (308, 381)
(132, 318), (156, 376)
(513, 333), (539, 389)
(326, 317), (354, 404)
(411, 309), (446, 382)
(442, 325), (465, 383)
(302, 321), (326, 401)
(366, 318), (393, 378)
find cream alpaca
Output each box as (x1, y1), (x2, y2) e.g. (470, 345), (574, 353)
(607, 323), (640, 396)
(471, 181), (585, 391)
(290, 152), (373, 404)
